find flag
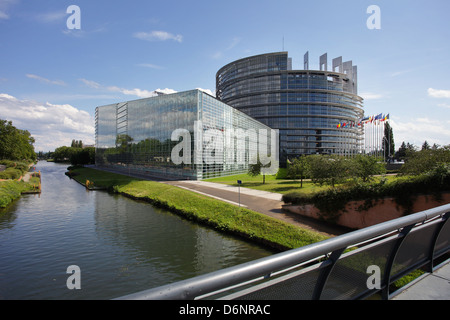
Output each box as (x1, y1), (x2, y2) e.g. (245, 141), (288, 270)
(337, 122), (341, 128)
(384, 114), (389, 121)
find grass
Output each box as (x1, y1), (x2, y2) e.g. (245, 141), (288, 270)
(205, 173), (330, 194)
(205, 172), (402, 195)
(68, 167), (329, 251)
(0, 179), (40, 208)
(66, 166), (136, 189)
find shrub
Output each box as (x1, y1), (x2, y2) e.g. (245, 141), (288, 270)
(0, 181), (26, 207)
(0, 167), (23, 180)
(282, 164), (450, 221)
(401, 147), (450, 175)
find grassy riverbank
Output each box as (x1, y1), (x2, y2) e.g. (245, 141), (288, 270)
(0, 176), (41, 208)
(68, 167), (329, 251)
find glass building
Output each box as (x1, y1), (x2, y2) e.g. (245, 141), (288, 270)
(216, 52), (364, 165)
(95, 89), (274, 180)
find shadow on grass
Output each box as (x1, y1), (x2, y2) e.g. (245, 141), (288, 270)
(68, 167), (143, 191)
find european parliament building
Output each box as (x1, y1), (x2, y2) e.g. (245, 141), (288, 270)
(95, 51), (364, 179)
(216, 52), (364, 165)
(95, 89), (274, 180)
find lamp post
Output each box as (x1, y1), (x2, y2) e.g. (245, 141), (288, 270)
(237, 180), (242, 207)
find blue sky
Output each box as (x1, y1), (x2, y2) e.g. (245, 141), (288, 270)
(1, 0), (450, 152)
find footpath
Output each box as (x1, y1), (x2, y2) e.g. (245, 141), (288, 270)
(164, 180), (350, 237)
(392, 261), (450, 300)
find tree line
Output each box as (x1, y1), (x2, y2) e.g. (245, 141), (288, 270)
(395, 140), (445, 161)
(52, 142), (95, 166)
(285, 154), (386, 188)
(0, 119), (36, 161)
(249, 141), (450, 188)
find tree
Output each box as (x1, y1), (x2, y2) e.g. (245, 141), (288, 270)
(421, 140), (430, 150)
(287, 156), (309, 188)
(406, 142), (416, 152)
(248, 155), (275, 184)
(307, 155), (351, 187)
(395, 141), (407, 161)
(69, 147), (95, 165)
(353, 154), (385, 183)
(382, 122), (395, 161)
(71, 140), (83, 148)
(116, 134), (133, 153)
(53, 146), (73, 162)
(401, 145), (450, 175)
(0, 119), (36, 161)
(432, 143), (440, 150)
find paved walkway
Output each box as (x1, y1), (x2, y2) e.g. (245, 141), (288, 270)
(164, 180), (350, 237)
(392, 261), (450, 300)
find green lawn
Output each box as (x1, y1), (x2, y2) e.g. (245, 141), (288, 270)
(205, 173), (329, 194)
(66, 166), (138, 189)
(205, 172), (401, 195)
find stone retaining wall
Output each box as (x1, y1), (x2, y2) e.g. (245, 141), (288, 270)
(283, 193), (450, 230)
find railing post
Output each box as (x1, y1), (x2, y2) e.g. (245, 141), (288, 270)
(428, 212), (450, 272)
(312, 248), (346, 300)
(381, 224), (414, 300)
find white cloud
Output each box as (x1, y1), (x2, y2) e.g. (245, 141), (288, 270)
(197, 88), (216, 97)
(136, 63), (164, 70)
(212, 37), (242, 60)
(438, 103), (450, 109)
(428, 88), (450, 98)
(79, 78), (101, 89)
(106, 86), (158, 98)
(26, 74), (66, 86)
(389, 117), (450, 147)
(0, 93), (94, 151)
(360, 92), (384, 100)
(79, 78), (177, 99)
(154, 88), (178, 95)
(0, 0), (19, 20)
(35, 11), (66, 23)
(390, 69), (413, 77)
(133, 31), (183, 43)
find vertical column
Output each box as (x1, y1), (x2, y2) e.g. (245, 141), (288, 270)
(332, 56), (342, 73)
(319, 53), (327, 71)
(352, 66), (358, 94)
(304, 51), (309, 70)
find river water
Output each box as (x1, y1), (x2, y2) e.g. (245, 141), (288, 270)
(0, 161), (274, 300)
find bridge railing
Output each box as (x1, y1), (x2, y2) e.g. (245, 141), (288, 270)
(116, 203), (450, 300)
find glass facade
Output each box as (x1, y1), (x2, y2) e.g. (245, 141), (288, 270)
(95, 90), (273, 180)
(216, 52), (364, 165)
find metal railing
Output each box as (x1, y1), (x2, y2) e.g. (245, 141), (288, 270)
(116, 203), (450, 300)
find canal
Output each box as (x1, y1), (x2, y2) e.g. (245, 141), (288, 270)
(0, 161), (274, 299)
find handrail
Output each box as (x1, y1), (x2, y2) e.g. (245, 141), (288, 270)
(116, 203), (450, 300)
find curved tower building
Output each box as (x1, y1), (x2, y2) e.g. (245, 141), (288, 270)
(216, 51), (364, 165)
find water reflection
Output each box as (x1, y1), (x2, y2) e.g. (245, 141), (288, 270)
(0, 161), (273, 299)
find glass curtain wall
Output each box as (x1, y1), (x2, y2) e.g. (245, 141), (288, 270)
(95, 90), (272, 180)
(216, 52), (364, 165)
